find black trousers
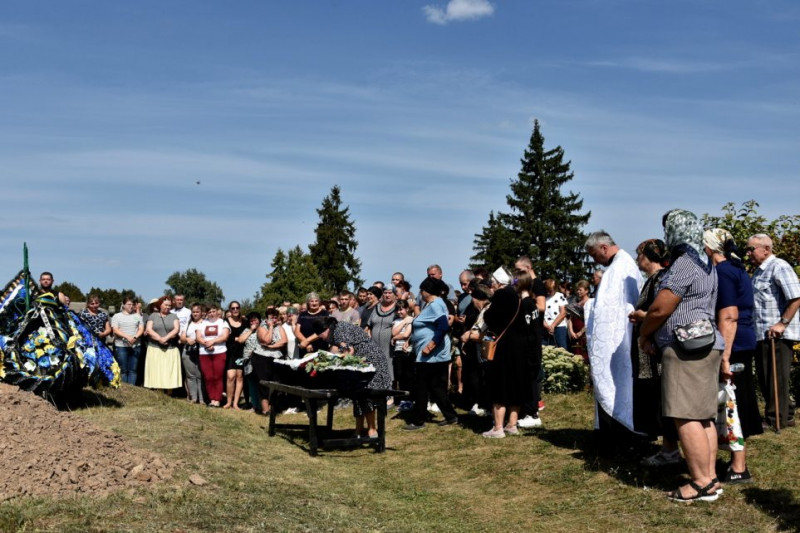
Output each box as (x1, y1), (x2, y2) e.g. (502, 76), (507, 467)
(755, 339), (795, 427)
(409, 361), (458, 425)
(460, 346), (487, 409)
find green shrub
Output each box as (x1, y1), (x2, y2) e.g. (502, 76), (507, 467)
(541, 345), (589, 394)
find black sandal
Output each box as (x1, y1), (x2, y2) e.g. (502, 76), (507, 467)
(668, 480), (719, 503)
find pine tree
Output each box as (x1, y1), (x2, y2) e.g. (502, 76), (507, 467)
(308, 185), (363, 293)
(472, 120), (591, 282)
(470, 211), (518, 270)
(255, 246), (325, 307)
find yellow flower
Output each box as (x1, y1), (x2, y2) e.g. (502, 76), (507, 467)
(67, 336), (78, 350)
(110, 362), (121, 388)
(35, 348), (45, 357)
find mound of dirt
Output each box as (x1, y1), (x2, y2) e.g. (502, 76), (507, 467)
(0, 383), (174, 501)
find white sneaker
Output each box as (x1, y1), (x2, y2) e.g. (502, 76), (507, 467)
(481, 427), (505, 438)
(428, 402), (440, 413)
(469, 404), (486, 417)
(283, 407), (299, 415)
(517, 415), (543, 428)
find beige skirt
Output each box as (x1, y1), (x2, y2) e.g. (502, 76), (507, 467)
(143, 344), (182, 389)
(661, 345), (721, 420)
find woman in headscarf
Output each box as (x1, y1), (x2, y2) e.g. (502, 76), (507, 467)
(480, 268), (536, 438)
(704, 228), (761, 484)
(311, 316), (391, 439)
(641, 209), (724, 502)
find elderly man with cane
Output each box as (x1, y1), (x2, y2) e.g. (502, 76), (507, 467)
(747, 234), (800, 431)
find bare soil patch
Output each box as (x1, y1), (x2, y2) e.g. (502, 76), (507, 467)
(0, 383), (173, 501)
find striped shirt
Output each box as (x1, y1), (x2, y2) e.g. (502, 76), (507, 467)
(111, 311), (143, 347)
(752, 254), (800, 341)
(655, 254), (724, 350)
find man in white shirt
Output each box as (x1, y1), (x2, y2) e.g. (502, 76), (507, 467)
(171, 294), (192, 335)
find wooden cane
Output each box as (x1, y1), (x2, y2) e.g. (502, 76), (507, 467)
(771, 337), (781, 433)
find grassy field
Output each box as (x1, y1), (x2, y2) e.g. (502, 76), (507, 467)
(2, 385), (800, 532)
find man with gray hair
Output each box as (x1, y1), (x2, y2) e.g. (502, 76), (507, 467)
(417, 264), (454, 307)
(747, 233), (800, 429)
(584, 230), (643, 453)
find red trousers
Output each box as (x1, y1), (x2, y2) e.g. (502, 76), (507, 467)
(199, 352), (226, 402)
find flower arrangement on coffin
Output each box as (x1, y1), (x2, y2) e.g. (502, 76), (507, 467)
(541, 345), (590, 394)
(272, 351), (375, 390)
(299, 350), (374, 376)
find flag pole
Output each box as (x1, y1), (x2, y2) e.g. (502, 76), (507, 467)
(23, 242), (31, 312)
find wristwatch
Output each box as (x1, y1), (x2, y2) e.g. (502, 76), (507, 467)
(780, 317), (791, 325)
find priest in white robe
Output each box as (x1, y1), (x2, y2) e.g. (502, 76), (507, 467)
(584, 231), (643, 452)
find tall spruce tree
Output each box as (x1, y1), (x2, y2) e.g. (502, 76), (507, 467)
(308, 185), (363, 293)
(255, 246), (324, 307)
(472, 120), (591, 282)
(469, 211), (518, 270)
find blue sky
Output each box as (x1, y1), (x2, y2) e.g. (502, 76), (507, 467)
(1, 0), (798, 304)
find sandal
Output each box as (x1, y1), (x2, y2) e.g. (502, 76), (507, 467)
(668, 480), (719, 503)
(678, 477), (723, 495)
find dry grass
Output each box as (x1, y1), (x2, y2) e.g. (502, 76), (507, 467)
(2, 385), (800, 532)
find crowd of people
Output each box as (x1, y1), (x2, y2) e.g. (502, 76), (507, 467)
(39, 207), (800, 502)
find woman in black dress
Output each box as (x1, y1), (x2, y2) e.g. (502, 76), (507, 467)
(223, 301), (247, 409)
(481, 272), (536, 438)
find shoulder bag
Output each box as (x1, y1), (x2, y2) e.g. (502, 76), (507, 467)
(480, 297), (521, 362)
(673, 317), (715, 354)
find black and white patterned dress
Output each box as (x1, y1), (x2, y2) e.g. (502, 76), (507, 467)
(330, 321), (392, 416)
(79, 309), (109, 337)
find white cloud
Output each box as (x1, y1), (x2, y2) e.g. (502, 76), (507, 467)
(423, 0), (495, 25)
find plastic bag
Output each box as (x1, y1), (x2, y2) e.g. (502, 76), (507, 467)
(716, 380), (744, 451)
